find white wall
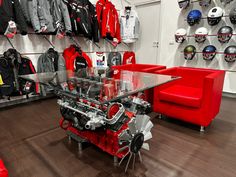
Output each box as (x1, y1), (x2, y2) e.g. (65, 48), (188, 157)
(157, 0), (236, 93)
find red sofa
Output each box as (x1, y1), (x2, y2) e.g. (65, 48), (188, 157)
(153, 67), (225, 131)
(0, 160), (8, 177)
(111, 64), (166, 104)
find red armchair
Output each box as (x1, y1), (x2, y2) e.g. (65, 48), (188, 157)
(111, 64), (166, 104)
(0, 160), (8, 177)
(153, 67), (225, 131)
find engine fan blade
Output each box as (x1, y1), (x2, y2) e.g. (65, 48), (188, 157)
(117, 145), (129, 153)
(144, 131), (152, 141)
(119, 131), (132, 142)
(125, 153), (133, 173)
(119, 150), (130, 166)
(142, 143), (150, 151)
(143, 121), (153, 135)
(140, 115), (151, 132)
(138, 151), (143, 163)
(135, 115), (150, 132)
(128, 119), (137, 135)
(132, 153), (136, 170)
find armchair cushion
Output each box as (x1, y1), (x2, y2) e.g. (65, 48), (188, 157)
(159, 85), (203, 108)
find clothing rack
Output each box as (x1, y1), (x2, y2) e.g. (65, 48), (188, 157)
(19, 50), (129, 56)
(20, 52), (63, 56)
(5, 32), (131, 50)
(2, 34), (131, 56)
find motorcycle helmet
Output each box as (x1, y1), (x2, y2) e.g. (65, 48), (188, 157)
(207, 7), (223, 26)
(175, 28), (187, 43)
(195, 27), (208, 43)
(178, 0), (190, 9)
(218, 26), (233, 43)
(220, 0), (233, 5)
(224, 46), (236, 62)
(199, 0), (211, 7)
(202, 45), (217, 60)
(187, 10), (202, 26)
(184, 45), (197, 60)
(229, 8), (236, 25)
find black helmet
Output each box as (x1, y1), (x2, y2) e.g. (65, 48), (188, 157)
(207, 7), (223, 26)
(184, 45), (197, 60)
(229, 8), (236, 25)
(218, 26), (233, 43)
(202, 45), (217, 60)
(224, 46), (236, 62)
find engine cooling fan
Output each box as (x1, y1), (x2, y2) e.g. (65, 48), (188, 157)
(118, 114), (153, 172)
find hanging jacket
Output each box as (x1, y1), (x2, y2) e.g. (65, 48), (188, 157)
(37, 49), (66, 73)
(18, 57), (39, 94)
(63, 45), (92, 71)
(1, 49), (38, 96)
(64, 0), (99, 42)
(19, 0), (31, 23)
(120, 8), (140, 43)
(67, 52), (92, 71)
(49, 0), (72, 33)
(0, 0), (28, 35)
(3, 49), (22, 92)
(108, 52), (121, 66)
(28, 0), (55, 32)
(96, 0), (121, 43)
(63, 45), (77, 62)
(123, 51), (136, 65)
(37, 48), (66, 95)
(91, 52), (107, 67)
(0, 56), (15, 96)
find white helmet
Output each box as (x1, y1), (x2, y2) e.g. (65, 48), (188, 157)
(177, 0), (190, 9)
(195, 27), (208, 43)
(175, 28), (187, 43)
(199, 0), (211, 7)
(207, 7), (224, 26)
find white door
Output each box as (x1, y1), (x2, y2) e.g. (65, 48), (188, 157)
(134, 1), (161, 64)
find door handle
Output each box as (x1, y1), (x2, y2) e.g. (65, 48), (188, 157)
(153, 41), (159, 48)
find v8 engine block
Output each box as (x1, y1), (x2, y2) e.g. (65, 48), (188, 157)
(53, 69), (154, 171)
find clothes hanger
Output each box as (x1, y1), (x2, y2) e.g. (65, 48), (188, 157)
(125, 6), (131, 11)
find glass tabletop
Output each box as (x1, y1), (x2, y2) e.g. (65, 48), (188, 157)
(20, 68), (178, 104)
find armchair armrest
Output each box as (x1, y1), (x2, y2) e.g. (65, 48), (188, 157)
(202, 70), (225, 121)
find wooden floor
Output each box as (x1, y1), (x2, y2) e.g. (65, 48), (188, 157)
(0, 97), (236, 177)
